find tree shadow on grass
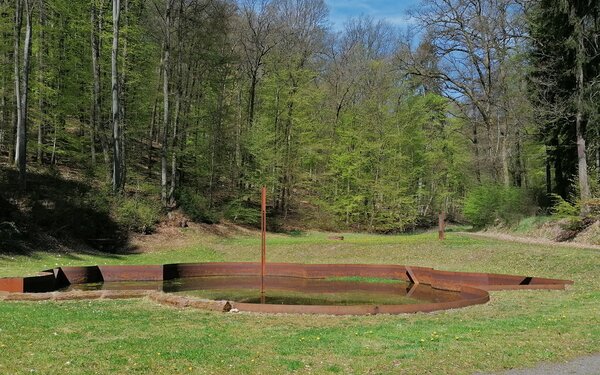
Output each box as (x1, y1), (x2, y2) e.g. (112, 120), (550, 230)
(0, 167), (133, 257)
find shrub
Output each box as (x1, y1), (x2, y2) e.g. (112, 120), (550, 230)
(178, 189), (218, 224)
(463, 185), (533, 228)
(114, 197), (162, 233)
(287, 229), (305, 237)
(224, 199), (260, 226)
(550, 194), (580, 218)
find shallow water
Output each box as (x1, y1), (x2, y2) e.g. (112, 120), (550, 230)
(62, 276), (462, 305)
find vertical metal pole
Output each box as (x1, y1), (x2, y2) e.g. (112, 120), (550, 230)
(260, 186), (266, 303)
(438, 211), (446, 241)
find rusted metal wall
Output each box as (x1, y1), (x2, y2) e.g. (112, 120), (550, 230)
(0, 262), (573, 315)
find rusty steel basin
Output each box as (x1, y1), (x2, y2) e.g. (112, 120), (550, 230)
(0, 263), (573, 315)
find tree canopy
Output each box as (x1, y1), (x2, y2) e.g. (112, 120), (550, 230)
(1, 0), (599, 232)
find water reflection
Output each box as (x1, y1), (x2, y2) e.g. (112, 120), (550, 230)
(62, 276), (462, 306)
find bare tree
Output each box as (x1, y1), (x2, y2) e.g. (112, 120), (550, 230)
(239, 0), (278, 129)
(325, 17), (395, 133)
(232, 0), (279, 187)
(404, 0), (525, 185)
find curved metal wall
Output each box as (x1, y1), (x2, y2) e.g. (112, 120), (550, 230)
(0, 262), (573, 315)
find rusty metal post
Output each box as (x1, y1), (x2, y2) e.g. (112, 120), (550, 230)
(438, 211), (446, 240)
(260, 186), (267, 303)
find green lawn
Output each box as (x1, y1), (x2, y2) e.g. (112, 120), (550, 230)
(0, 231), (599, 374)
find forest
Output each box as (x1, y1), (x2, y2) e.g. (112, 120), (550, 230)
(1, 0), (599, 238)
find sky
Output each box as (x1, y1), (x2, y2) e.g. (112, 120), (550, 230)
(325, 0), (420, 31)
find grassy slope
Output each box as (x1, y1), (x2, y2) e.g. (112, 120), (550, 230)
(0, 231), (598, 375)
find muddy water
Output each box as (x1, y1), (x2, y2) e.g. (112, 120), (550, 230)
(63, 276), (462, 305)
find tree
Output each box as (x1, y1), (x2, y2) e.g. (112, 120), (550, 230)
(159, 0), (174, 206)
(14, 0), (34, 190)
(111, 0), (124, 193)
(405, 0), (526, 186)
(528, 0), (600, 211)
(569, 0), (596, 211)
(91, 0), (111, 176)
(271, 0), (327, 215)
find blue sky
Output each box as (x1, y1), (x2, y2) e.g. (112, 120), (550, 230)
(325, 0), (419, 30)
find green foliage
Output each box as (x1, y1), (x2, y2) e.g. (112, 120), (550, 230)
(550, 194), (580, 218)
(528, 0), (600, 202)
(463, 185), (533, 228)
(224, 199), (260, 226)
(1, 0), (566, 236)
(178, 189), (218, 224)
(113, 196), (162, 234)
(287, 229), (305, 237)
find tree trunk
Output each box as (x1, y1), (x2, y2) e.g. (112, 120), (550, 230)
(0, 73), (6, 154)
(281, 75), (298, 218)
(168, 3), (184, 205)
(553, 136), (566, 198)
(472, 119), (481, 183)
(248, 71), (257, 128)
(169, 86), (180, 204)
(148, 58), (163, 178)
(15, 0), (33, 191)
(161, 0), (172, 206)
(234, 82), (242, 189)
(37, 0), (45, 164)
(91, 0), (111, 178)
(501, 119), (510, 186)
(14, 1), (23, 171)
(119, 0), (128, 188)
(545, 147), (552, 195)
(574, 17), (591, 214)
(514, 128), (524, 188)
(111, 0), (123, 193)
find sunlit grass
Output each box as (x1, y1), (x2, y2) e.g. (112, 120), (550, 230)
(0, 230), (599, 374)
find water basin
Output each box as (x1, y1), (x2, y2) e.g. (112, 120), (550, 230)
(0, 262), (573, 315)
(62, 275), (462, 306)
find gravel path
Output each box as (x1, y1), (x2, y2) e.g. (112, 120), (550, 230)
(476, 354), (600, 375)
(456, 231), (600, 250)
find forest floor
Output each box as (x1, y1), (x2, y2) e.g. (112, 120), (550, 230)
(0, 229), (598, 374)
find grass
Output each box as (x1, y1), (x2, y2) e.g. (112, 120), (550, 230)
(0, 230), (599, 374)
(514, 216), (555, 233)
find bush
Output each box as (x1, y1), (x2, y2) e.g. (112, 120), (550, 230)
(463, 185), (533, 228)
(550, 194), (580, 218)
(224, 199), (260, 226)
(287, 229), (305, 237)
(114, 197), (162, 233)
(178, 189), (218, 224)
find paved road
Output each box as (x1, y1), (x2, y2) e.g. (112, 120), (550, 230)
(476, 354), (600, 375)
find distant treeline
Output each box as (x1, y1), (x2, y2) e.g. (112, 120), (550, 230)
(0, 0), (598, 231)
